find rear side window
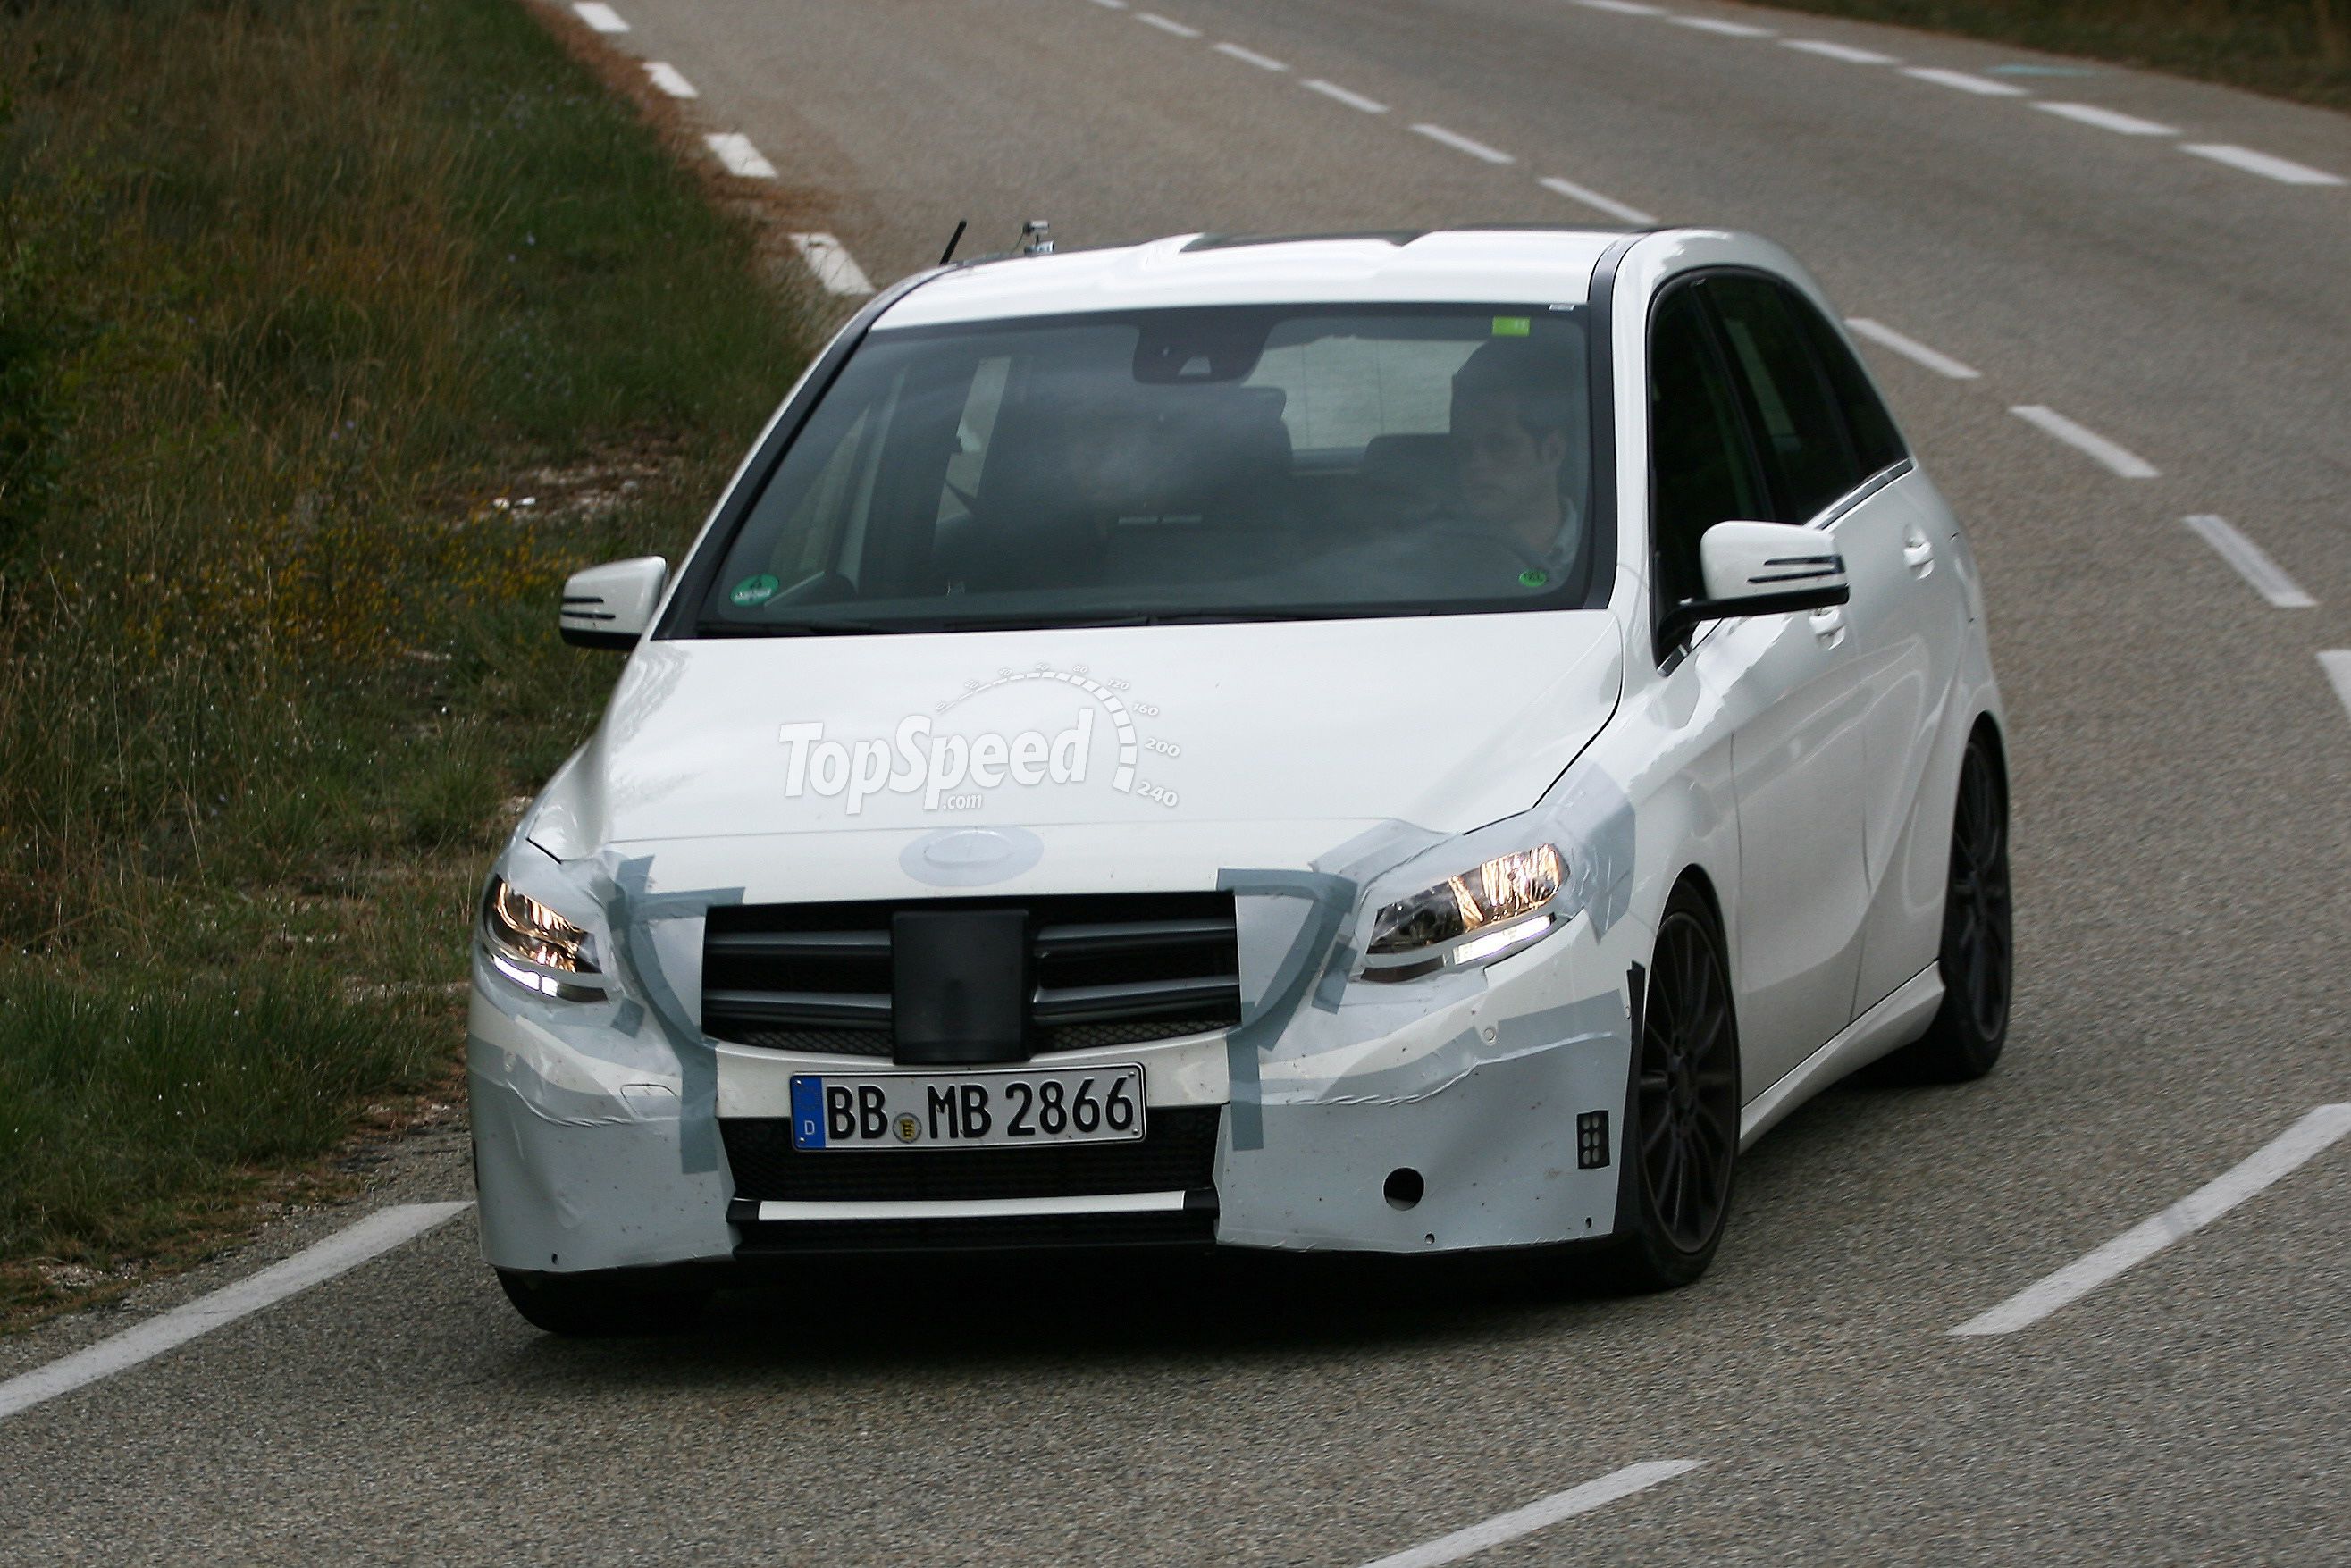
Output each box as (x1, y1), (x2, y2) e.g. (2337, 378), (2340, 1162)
(1705, 276), (1864, 524)
(1648, 285), (1768, 614)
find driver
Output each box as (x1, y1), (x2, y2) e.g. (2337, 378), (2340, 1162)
(1444, 336), (1584, 588)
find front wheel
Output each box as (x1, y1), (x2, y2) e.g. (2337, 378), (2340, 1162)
(496, 1269), (710, 1337)
(1886, 731), (2011, 1083)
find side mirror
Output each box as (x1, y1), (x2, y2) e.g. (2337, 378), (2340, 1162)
(1656, 521), (1850, 656)
(559, 557), (668, 650)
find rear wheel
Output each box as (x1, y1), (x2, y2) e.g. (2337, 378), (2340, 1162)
(495, 1269), (709, 1337)
(1602, 882), (1741, 1292)
(1886, 731), (2011, 1083)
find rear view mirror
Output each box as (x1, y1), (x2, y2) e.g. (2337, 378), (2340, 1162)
(1657, 521), (1849, 656)
(559, 557), (668, 650)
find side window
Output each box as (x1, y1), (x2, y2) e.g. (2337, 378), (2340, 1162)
(1705, 276), (1862, 524)
(1792, 301), (1907, 476)
(1649, 285), (1767, 616)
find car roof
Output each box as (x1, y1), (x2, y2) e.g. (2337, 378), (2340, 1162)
(873, 226), (1640, 330)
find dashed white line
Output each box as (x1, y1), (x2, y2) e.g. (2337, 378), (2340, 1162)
(1136, 12), (1202, 38)
(0, 1203), (472, 1423)
(1087, 0), (1129, 8)
(791, 231), (877, 297)
(2182, 143), (2347, 186)
(1539, 174), (1657, 225)
(2010, 405), (2159, 479)
(1952, 1105), (2351, 1337)
(571, 1), (628, 34)
(705, 132), (777, 180)
(1903, 66), (2029, 97)
(643, 61), (699, 99)
(1671, 15), (1773, 37)
(1303, 78), (1389, 113)
(2182, 515), (2315, 608)
(1846, 317), (1981, 380)
(1213, 41), (1289, 71)
(1574, 0), (1668, 13)
(2034, 101), (2178, 136)
(2322, 651), (2351, 718)
(1412, 123), (1516, 164)
(1781, 38), (1898, 64)
(1360, 1463), (1705, 1568)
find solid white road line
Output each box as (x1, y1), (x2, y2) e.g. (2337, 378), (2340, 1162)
(2181, 515), (2315, 608)
(790, 232), (877, 297)
(2010, 405), (2160, 479)
(1782, 38), (1898, 64)
(1412, 123), (1516, 164)
(2181, 143), (2347, 186)
(1952, 1105), (2351, 1337)
(0, 1203), (471, 1424)
(1671, 16), (1773, 37)
(2322, 651), (2351, 718)
(705, 132), (777, 179)
(1846, 317), (1981, 380)
(643, 62), (699, 99)
(2035, 101), (2178, 136)
(1540, 175), (1657, 225)
(1213, 41), (1289, 71)
(572, 1), (628, 34)
(1574, 0), (1667, 13)
(1904, 66), (2029, 97)
(1136, 12), (1202, 38)
(1360, 1463), (1705, 1568)
(1304, 78), (1389, 113)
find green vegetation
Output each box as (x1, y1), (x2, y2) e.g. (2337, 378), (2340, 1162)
(1758, 0), (2351, 110)
(0, 0), (809, 1321)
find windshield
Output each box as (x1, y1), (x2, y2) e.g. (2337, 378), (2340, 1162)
(697, 303), (1602, 633)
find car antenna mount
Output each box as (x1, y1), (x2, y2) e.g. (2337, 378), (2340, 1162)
(1020, 219), (1054, 256)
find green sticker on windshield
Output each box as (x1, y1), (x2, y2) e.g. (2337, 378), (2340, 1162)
(1492, 316), (1531, 337)
(1518, 567), (1549, 589)
(730, 574), (780, 608)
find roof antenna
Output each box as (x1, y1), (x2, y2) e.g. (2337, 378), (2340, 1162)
(937, 219), (969, 266)
(1020, 219), (1054, 256)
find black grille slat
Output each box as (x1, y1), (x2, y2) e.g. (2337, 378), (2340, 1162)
(1029, 973), (1244, 1025)
(722, 1106), (1221, 1203)
(734, 1209), (1215, 1254)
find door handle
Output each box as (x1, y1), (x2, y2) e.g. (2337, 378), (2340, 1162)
(1902, 530), (1935, 574)
(1810, 604), (1845, 641)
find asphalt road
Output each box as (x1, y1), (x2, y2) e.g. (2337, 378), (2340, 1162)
(4, 1), (2347, 1561)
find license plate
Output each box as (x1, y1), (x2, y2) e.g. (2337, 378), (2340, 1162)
(789, 1065), (1147, 1151)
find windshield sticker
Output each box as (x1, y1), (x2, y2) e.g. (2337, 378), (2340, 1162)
(1491, 315), (1531, 337)
(729, 574), (781, 607)
(1518, 567), (1549, 589)
(778, 664), (1181, 815)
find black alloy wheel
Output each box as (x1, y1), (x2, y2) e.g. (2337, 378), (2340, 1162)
(1890, 730), (2012, 1082)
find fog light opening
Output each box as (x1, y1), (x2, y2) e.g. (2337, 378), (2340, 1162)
(1383, 1168), (1424, 1211)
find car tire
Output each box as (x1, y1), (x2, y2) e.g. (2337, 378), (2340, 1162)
(1597, 881), (1742, 1294)
(495, 1269), (710, 1337)
(1884, 729), (2011, 1084)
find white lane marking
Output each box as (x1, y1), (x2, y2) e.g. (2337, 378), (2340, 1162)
(1360, 1462), (1705, 1568)
(2322, 651), (2351, 717)
(1412, 123), (1516, 164)
(1782, 38), (1897, 64)
(1304, 78), (1389, 113)
(1087, 0), (1129, 8)
(2034, 101), (2177, 136)
(1846, 317), (1981, 380)
(1136, 12), (1201, 37)
(790, 232), (877, 296)
(2010, 405), (2159, 479)
(1213, 41), (1289, 71)
(705, 132), (777, 179)
(643, 62), (699, 99)
(1904, 66), (2029, 97)
(571, 1), (628, 33)
(2181, 143), (2347, 186)
(1952, 1106), (2351, 1337)
(0, 1203), (471, 1423)
(1540, 174), (1657, 225)
(1574, 0), (1667, 13)
(2182, 515), (2315, 608)
(1671, 15), (1773, 37)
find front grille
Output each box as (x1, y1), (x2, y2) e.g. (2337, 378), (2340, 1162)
(722, 1106), (1222, 1203)
(703, 893), (1239, 1060)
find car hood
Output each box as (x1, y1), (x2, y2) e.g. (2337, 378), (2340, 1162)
(525, 613), (1624, 871)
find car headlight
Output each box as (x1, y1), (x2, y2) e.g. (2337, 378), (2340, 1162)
(481, 876), (604, 1001)
(1362, 844), (1564, 981)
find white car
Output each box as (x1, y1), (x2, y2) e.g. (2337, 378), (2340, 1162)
(473, 226), (2011, 1335)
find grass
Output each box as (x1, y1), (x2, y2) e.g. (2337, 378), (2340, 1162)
(1749, 0), (2351, 110)
(0, 0), (810, 1324)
